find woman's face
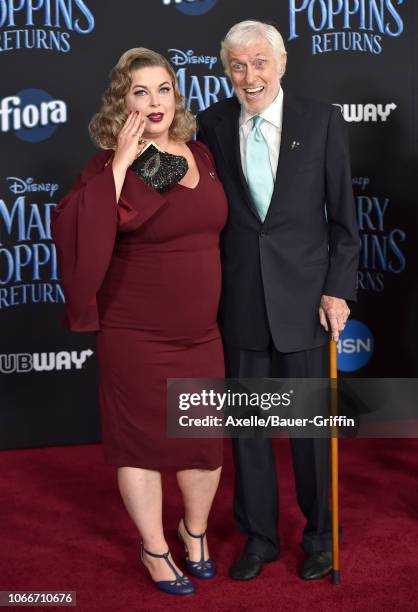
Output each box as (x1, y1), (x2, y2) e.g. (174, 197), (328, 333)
(125, 66), (176, 140)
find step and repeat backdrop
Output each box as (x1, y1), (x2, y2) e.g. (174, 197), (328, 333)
(1, 0), (417, 449)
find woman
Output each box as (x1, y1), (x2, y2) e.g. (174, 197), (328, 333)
(51, 48), (227, 596)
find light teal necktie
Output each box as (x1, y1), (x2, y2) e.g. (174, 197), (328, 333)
(245, 115), (274, 223)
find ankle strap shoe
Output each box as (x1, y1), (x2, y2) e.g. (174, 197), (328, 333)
(140, 541), (195, 595)
(178, 518), (216, 580)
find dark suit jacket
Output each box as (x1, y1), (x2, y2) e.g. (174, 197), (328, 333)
(197, 92), (360, 353)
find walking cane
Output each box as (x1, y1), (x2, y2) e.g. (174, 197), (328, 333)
(329, 338), (340, 584)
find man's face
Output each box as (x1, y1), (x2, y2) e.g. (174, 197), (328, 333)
(228, 39), (286, 114)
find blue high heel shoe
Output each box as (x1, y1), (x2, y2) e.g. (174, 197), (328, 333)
(140, 541), (195, 595)
(178, 518), (216, 579)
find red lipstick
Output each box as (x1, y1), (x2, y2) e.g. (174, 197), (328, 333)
(148, 113), (164, 123)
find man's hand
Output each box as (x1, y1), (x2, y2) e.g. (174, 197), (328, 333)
(319, 295), (350, 342)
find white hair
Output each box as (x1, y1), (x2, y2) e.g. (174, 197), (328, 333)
(220, 20), (287, 75)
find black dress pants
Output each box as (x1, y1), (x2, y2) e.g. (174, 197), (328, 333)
(224, 341), (332, 559)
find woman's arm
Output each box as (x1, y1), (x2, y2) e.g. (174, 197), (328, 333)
(51, 147), (167, 331)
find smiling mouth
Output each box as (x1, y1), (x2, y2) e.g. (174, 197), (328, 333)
(243, 86), (265, 96)
(147, 113), (164, 122)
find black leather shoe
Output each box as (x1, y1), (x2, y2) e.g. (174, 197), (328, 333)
(229, 553), (264, 580)
(229, 550), (279, 581)
(300, 551), (332, 580)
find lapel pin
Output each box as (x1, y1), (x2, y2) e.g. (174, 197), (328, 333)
(209, 171), (216, 180)
(291, 140), (300, 150)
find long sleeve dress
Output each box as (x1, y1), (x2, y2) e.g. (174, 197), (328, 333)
(51, 141), (227, 470)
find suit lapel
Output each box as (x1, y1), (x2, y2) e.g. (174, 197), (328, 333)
(213, 92), (306, 225)
(214, 99), (261, 222)
(263, 91), (305, 226)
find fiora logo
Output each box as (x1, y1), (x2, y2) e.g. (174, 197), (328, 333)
(334, 103), (397, 122)
(337, 320), (375, 372)
(0, 89), (67, 143)
(162, 0), (217, 16)
(0, 350), (94, 374)
(289, 0), (404, 55)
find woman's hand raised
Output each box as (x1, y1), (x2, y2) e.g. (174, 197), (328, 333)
(113, 111), (146, 172)
(112, 111), (146, 201)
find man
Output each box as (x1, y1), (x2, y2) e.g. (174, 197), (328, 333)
(197, 21), (360, 581)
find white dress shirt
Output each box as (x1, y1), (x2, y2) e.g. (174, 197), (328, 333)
(239, 87), (284, 182)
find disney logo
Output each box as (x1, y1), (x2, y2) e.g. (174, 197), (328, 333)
(168, 49), (218, 70)
(7, 177), (59, 198)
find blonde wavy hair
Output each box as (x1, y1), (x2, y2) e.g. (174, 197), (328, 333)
(89, 47), (195, 149)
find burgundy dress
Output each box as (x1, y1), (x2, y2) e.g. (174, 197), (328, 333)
(52, 141), (227, 470)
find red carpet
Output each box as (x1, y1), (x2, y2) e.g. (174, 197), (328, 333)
(1, 439), (418, 611)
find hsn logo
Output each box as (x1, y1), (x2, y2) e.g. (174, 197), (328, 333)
(162, 0), (217, 15)
(337, 319), (374, 372)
